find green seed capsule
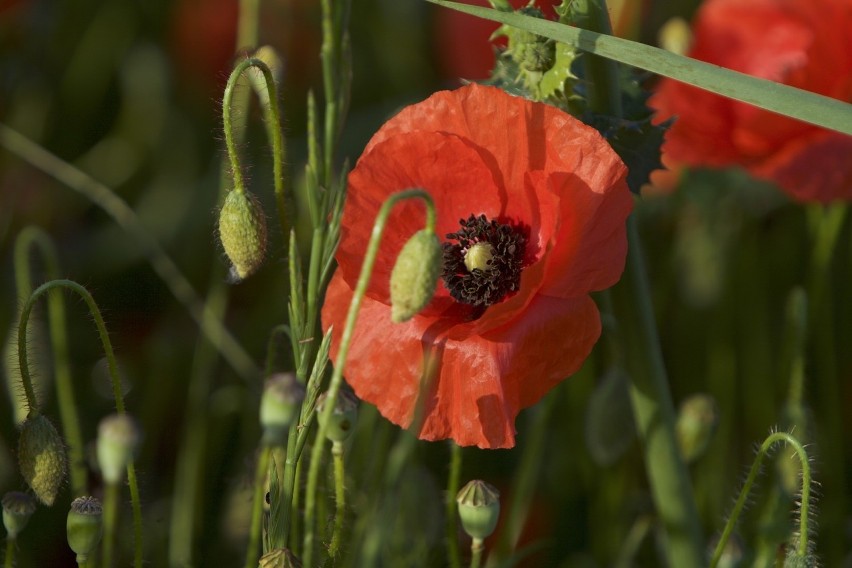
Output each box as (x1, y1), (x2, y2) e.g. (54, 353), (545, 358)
(218, 189), (268, 281)
(676, 394), (718, 464)
(316, 390), (359, 443)
(456, 480), (501, 541)
(2, 491), (37, 538)
(390, 229), (442, 323)
(18, 414), (68, 506)
(260, 373), (306, 445)
(96, 413), (141, 485)
(67, 496), (103, 563)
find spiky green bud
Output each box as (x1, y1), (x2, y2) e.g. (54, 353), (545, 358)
(2, 491), (37, 538)
(390, 229), (442, 323)
(67, 496), (103, 563)
(316, 389), (359, 443)
(260, 373), (306, 445)
(456, 480), (500, 541)
(96, 413), (141, 485)
(218, 189), (268, 281)
(18, 414), (67, 506)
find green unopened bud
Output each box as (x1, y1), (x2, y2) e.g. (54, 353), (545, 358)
(316, 389), (359, 443)
(67, 496), (103, 563)
(18, 414), (68, 506)
(261, 373), (306, 445)
(456, 480), (500, 541)
(676, 394), (718, 463)
(2, 491), (37, 538)
(96, 413), (141, 485)
(218, 189), (268, 281)
(507, 7), (555, 73)
(259, 547), (303, 568)
(390, 229), (442, 323)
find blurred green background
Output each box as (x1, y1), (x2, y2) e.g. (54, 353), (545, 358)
(1, 0), (850, 566)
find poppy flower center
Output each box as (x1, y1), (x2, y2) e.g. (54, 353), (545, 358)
(441, 214), (526, 307)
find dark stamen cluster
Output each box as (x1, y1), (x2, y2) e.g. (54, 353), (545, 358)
(441, 214), (526, 307)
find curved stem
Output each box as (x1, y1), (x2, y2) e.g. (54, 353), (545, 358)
(101, 481), (120, 568)
(244, 445), (271, 568)
(0, 123), (258, 381)
(328, 441), (346, 558)
(446, 443), (463, 568)
(13, 226), (87, 495)
(710, 432), (811, 567)
(302, 189), (437, 567)
(18, 280), (144, 565)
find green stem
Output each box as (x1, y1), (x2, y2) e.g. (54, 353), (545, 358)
(576, 0), (623, 117)
(470, 538), (484, 568)
(18, 280), (144, 566)
(302, 189), (437, 567)
(236, 0), (260, 49)
(621, 216), (706, 567)
(101, 481), (120, 568)
(328, 441), (346, 558)
(244, 445), (272, 568)
(0, 123), (257, 381)
(12, 227), (87, 496)
(446, 443), (463, 568)
(4, 537), (14, 568)
(710, 432), (811, 567)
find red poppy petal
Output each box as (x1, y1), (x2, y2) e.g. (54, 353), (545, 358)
(322, 272), (601, 449)
(339, 130), (503, 311)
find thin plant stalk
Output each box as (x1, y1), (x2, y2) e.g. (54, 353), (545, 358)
(101, 481), (120, 568)
(4, 538), (14, 568)
(13, 227), (87, 496)
(328, 441), (346, 558)
(0, 123), (257, 381)
(710, 432), (812, 567)
(244, 446), (272, 568)
(302, 189), (437, 567)
(17, 280), (144, 566)
(470, 538), (484, 568)
(446, 443), (463, 568)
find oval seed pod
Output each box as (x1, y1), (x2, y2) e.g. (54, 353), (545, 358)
(96, 413), (141, 485)
(389, 229), (442, 323)
(18, 414), (68, 506)
(316, 389), (359, 443)
(2, 491), (37, 538)
(218, 189), (268, 281)
(675, 393), (718, 464)
(260, 373), (306, 445)
(456, 480), (500, 541)
(67, 496), (103, 563)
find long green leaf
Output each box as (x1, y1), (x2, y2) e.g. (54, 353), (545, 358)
(428, 0), (852, 136)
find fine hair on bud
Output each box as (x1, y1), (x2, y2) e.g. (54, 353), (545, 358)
(218, 189), (268, 282)
(18, 414), (68, 506)
(389, 229), (442, 323)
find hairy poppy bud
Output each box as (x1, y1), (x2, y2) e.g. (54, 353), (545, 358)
(2, 491), (37, 538)
(676, 393), (718, 463)
(390, 229), (442, 323)
(784, 552), (817, 568)
(456, 480), (500, 541)
(18, 415), (68, 506)
(316, 389), (359, 443)
(67, 496), (103, 563)
(259, 547), (303, 568)
(261, 373), (306, 445)
(97, 413), (141, 485)
(218, 189), (268, 281)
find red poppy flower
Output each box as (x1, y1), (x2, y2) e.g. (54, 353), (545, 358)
(321, 84), (632, 449)
(650, 0), (852, 203)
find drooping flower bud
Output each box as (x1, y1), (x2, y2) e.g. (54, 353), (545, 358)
(2, 491), (37, 538)
(218, 189), (268, 281)
(316, 389), (359, 443)
(259, 547), (303, 568)
(260, 373), (306, 445)
(390, 229), (442, 323)
(18, 414), (68, 506)
(96, 413), (141, 485)
(676, 393), (718, 464)
(456, 480), (500, 541)
(67, 496), (103, 564)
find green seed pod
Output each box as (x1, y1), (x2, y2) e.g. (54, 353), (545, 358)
(260, 373), (306, 445)
(67, 496), (103, 563)
(259, 547), (303, 568)
(218, 189), (268, 281)
(2, 491), (37, 538)
(390, 229), (442, 323)
(18, 414), (68, 506)
(676, 393), (718, 464)
(456, 480), (500, 541)
(316, 389), (359, 443)
(96, 413), (141, 485)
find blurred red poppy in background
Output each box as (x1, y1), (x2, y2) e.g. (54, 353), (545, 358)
(321, 84), (632, 449)
(650, 0), (852, 203)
